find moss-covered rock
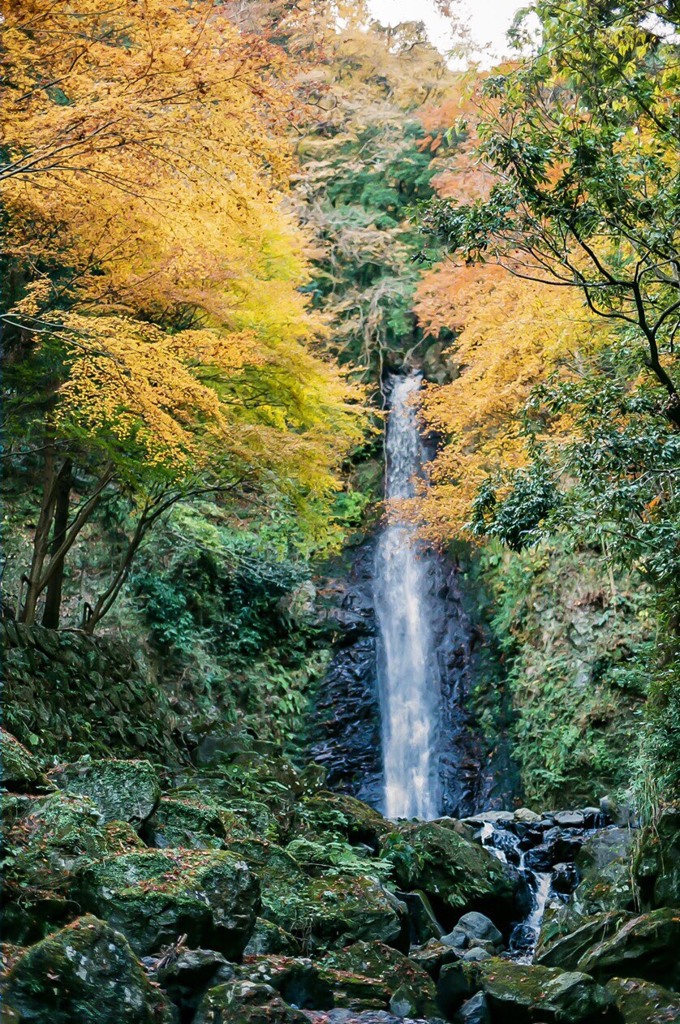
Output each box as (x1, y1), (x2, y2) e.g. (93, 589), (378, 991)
(476, 960), (613, 1023)
(322, 941), (438, 1017)
(536, 910), (635, 971)
(6, 791), (110, 879)
(78, 848), (260, 956)
(173, 779), (280, 841)
(3, 915), (174, 1023)
(222, 838), (311, 934)
(144, 798), (227, 849)
(409, 938), (461, 979)
(49, 757), (160, 825)
(605, 976), (680, 1023)
(380, 821), (523, 929)
(576, 907), (680, 988)
(537, 828), (635, 957)
(193, 979), (309, 1024)
(1, 729), (48, 792)
(244, 919), (303, 957)
(237, 952), (401, 1012)
(221, 837), (406, 952)
(154, 947), (234, 1020)
(304, 875), (408, 951)
(296, 792), (391, 849)
(237, 956), (336, 1009)
(177, 755), (307, 843)
(633, 806), (680, 909)
(104, 819), (146, 852)
(2, 791), (142, 942)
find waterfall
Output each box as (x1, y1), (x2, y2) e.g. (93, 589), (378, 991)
(374, 373), (442, 820)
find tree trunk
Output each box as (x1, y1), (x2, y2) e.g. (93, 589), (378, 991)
(41, 457), (73, 629)
(21, 443), (58, 625)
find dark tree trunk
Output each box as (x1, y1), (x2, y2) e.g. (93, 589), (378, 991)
(21, 443), (58, 625)
(41, 457), (73, 629)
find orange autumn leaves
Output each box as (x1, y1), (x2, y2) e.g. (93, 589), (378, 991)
(412, 262), (613, 539)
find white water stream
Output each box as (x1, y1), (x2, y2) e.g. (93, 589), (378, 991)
(374, 374), (441, 819)
(371, 372), (593, 959)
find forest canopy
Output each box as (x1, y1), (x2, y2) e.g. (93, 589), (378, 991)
(1, 0), (678, 802)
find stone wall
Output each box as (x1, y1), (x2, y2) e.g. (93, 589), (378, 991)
(1, 620), (180, 763)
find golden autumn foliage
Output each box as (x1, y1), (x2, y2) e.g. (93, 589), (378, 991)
(1, 0), (364, 505)
(412, 262), (614, 538)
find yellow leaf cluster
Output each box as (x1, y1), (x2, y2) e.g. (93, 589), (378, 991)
(413, 262), (614, 538)
(1, 0), (365, 513)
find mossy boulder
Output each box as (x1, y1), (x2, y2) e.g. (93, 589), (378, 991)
(194, 979), (309, 1024)
(1, 729), (48, 792)
(237, 953), (395, 1012)
(304, 875), (409, 951)
(409, 938), (461, 979)
(78, 848), (260, 956)
(297, 792), (391, 849)
(50, 758), (160, 825)
(633, 806), (680, 909)
(221, 838), (311, 934)
(605, 977), (680, 1023)
(576, 907), (680, 988)
(537, 828), (635, 956)
(2, 791), (141, 942)
(180, 755), (306, 842)
(104, 819), (146, 852)
(154, 947), (234, 1021)
(3, 915), (174, 1023)
(222, 838), (406, 951)
(144, 798), (227, 849)
(536, 910), (635, 971)
(380, 822), (524, 929)
(7, 792), (110, 880)
(475, 959), (614, 1023)
(322, 941), (438, 1017)
(173, 779), (280, 841)
(244, 919), (302, 956)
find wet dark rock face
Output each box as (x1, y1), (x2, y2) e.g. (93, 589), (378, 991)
(311, 538), (511, 819)
(431, 560), (493, 818)
(311, 541), (383, 809)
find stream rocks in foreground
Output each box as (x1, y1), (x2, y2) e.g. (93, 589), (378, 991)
(2, 728), (679, 1024)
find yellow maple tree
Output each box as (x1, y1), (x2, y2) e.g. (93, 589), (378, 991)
(1, 0), (365, 628)
(412, 262), (613, 539)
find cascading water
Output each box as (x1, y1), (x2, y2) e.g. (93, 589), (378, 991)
(374, 373), (441, 820)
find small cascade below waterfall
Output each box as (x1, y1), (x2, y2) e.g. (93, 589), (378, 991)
(476, 808), (610, 961)
(373, 373), (441, 820)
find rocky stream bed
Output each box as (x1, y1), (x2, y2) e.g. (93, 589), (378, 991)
(2, 729), (678, 1024)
